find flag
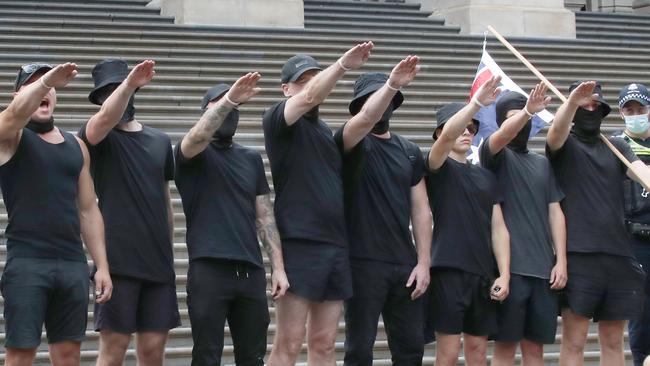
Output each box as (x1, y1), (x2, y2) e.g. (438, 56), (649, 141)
(467, 48), (554, 164)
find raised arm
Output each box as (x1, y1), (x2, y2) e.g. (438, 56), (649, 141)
(488, 83), (551, 154)
(490, 204), (510, 302)
(0, 63), (77, 144)
(284, 42), (374, 125)
(180, 72), (261, 159)
(428, 75), (502, 170)
(341, 55), (420, 152)
(75, 136), (112, 304)
(546, 81), (597, 152)
(548, 202), (567, 290)
(84, 60), (155, 145)
(405, 179), (432, 300)
(255, 193), (290, 300)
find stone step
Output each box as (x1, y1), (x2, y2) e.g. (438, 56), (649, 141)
(304, 0), (422, 11)
(0, 9), (174, 23)
(304, 4), (434, 18)
(0, 1), (162, 14)
(304, 12), (445, 25)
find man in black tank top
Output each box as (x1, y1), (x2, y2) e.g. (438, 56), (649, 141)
(78, 59), (179, 366)
(0, 63), (112, 366)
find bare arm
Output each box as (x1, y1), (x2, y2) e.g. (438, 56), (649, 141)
(548, 202), (567, 289)
(488, 83), (551, 154)
(428, 75), (502, 170)
(75, 136), (112, 304)
(405, 179), (432, 300)
(255, 194), (289, 299)
(627, 160), (650, 192)
(341, 55), (420, 152)
(547, 81), (597, 152)
(180, 72), (261, 159)
(490, 204), (510, 301)
(84, 60), (155, 145)
(284, 42), (374, 125)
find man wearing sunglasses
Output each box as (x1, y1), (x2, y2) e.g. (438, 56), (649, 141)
(0, 62), (112, 366)
(424, 75), (511, 366)
(78, 59), (179, 366)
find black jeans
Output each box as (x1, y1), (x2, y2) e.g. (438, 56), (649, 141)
(187, 258), (270, 366)
(343, 259), (424, 366)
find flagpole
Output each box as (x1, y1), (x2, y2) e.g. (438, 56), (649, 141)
(486, 25), (635, 171)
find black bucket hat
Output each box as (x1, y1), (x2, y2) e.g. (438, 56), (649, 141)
(433, 102), (479, 140)
(201, 84), (231, 110)
(89, 59), (130, 105)
(281, 54), (322, 84)
(349, 72), (404, 116)
(569, 81), (611, 117)
(14, 63), (53, 91)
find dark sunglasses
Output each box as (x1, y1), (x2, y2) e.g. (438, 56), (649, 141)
(466, 123), (479, 135)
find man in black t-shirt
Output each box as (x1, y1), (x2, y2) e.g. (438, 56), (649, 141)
(425, 75), (511, 366)
(480, 86), (567, 366)
(614, 83), (650, 366)
(335, 56), (432, 365)
(0, 63), (112, 365)
(547, 81), (650, 366)
(263, 42), (373, 366)
(79, 59), (179, 366)
(175, 73), (289, 366)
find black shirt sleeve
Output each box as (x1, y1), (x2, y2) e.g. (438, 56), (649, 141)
(546, 162), (565, 204)
(254, 153), (271, 196)
(479, 135), (504, 172)
(411, 145), (425, 186)
(164, 141), (174, 181)
(263, 101), (292, 138)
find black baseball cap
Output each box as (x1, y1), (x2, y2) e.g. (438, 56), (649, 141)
(201, 84), (231, 110)
(89, 59), (130, 105)
(281, 54), (322, 84)
(348, 72), (404, 116)
(569, 81), (611, 117)
(433, 102), (479, 140)
(14, 63), (53, 91)
(618, 83), (650, 108)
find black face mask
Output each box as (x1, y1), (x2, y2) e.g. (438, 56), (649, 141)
(119, 95), (135, 124)
(304, 105), (319, 120)
(26, 116), (54, 134)
(212, 109), (239, 148)
(571, 106), (603, 143)
(507, 119), (531, 153)
(371, 103), (393, 135)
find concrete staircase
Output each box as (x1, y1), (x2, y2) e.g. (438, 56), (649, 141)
(0, 0), (644, 364)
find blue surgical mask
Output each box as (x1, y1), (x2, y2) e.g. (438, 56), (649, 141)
(625, 114), (650, 134)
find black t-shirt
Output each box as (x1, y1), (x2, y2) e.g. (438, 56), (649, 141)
(546, 134), (638, 257)
(79, 125), (175, 283)
(174, 141), (269, 267)
(0, 129), (86, 262)
(425, 156), (500, 279)
(262, 101), (346, 246)
(334, 128), (424, 265)
(612, 130), (650, 225)
(480, 137), (564, 279)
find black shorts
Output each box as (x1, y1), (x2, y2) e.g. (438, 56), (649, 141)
(562, 252), (646, 322)
(94, 274), (181, 334)
(428, 267), (497, 336)
(282, 239), (353, 302)
(493, 274), (559, 344)
(1, 257), (90, 348)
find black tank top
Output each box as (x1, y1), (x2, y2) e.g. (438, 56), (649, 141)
(0, 128), (85, 261)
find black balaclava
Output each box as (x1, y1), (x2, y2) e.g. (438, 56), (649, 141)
(496, 91), (530, 153)
(119, 94), (136, 124)
(26, 116), (54, 134)
(371, 101), (394, 135)
(571, 105), (604, 144)
(212, 109), (239, 149)
(304, 105), (319, 120)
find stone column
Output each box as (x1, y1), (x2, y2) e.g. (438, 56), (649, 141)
(406, 0), (576, 38)
(148, 0), (304, 28)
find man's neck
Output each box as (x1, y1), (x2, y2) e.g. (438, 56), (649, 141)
(449, 150), (467, 164)
(625, 128), (650, 140)
(115, 119), (142, 132)
(371, 131), (391, 139)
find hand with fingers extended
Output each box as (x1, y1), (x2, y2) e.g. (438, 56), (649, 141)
(41, 62), (78, 89)
(93, 267), (113, 304)
(567, 80), (598, 108)
(225, 72), (262, 105)
(388, 55), (420, 90)
(125, 59), (156, 89)
(472, 75), (502, 107)
(338, 41), (374, 71)
(525, 83), (552, 115)
(406, 263), (430, 300)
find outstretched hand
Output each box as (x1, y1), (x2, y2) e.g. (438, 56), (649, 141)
(525, 83), (552, 115)
(568, 81), (598, 108)
(339, 41), (374, 71)
(41, 62), (78, 89)
(125, 59), (156, 89)
(473, 75), (502, 107)
(389, 55), (420, 89)
(226, 72), (262, 105)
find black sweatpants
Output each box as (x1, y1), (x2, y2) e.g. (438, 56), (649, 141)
(187, 258), (270, 366)
(344, 259), (424, 366)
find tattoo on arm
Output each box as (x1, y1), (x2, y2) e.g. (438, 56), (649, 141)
(256, 194), (283, 270)
(191, 102), (232, 144)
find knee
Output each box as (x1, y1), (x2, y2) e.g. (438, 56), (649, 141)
(136, 343), (165, 365)
(308, 333), (336, 357)
(464, 340), (487, 359)
(494, 341), (517, 357)
(5, 348), (37, 366)
(562, 335), (586, 353)
(436, 343), (461, 363)
(51, 346), (81, 366)
(275, 332), (305, 358)
(599, 332), (624, 352)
